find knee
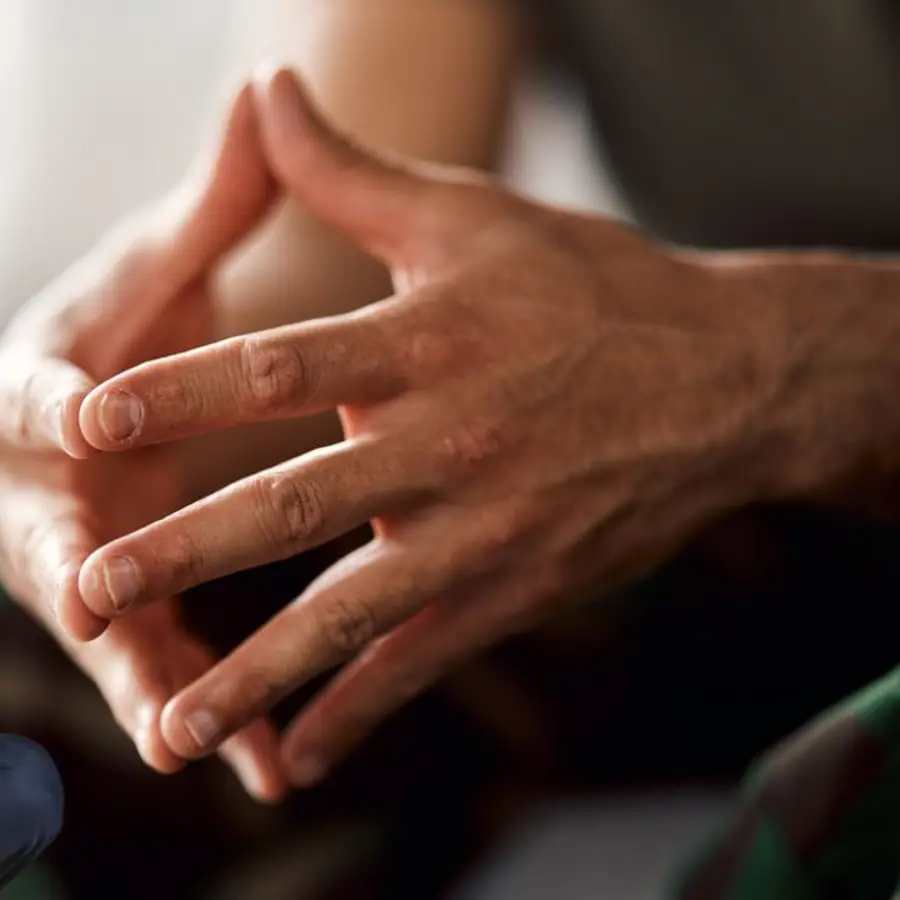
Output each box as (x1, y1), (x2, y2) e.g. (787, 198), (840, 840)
(0, 735), (64, 857)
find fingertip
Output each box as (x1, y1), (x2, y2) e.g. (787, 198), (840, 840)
(77, 386), (117, 452)
(77, 554), (113, 619)
(243, 774), (289, 805)
(227, 77), (255, 117)
(134, 706), (186, 775)
(251, 63), (320, 148)
(76, 387), (103, 450)
(58, 389), (95, 459)
(79, 550), (146, 622)
(251, 62), (302, 104)
(160, 696), (217, 760)
(249, 60), (284, 95)
(78, 386), (144, 452)
(282, 748), (329, 790)
(255, 781), (290, 805)
(220, 724), (289, 804)
(140, 740), (186, 776)
(60, 605), (109, 643)
(280, 715), (331, 788)
(55, 563), (109, 642)
(9, 360), (97, 455)
(249, 59), (421, 263)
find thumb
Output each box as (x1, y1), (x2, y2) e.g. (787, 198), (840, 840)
(251, 66), (435, 266)
(147, 81), (279, 295)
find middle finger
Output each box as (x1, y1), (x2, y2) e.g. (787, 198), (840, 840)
(78, 312), (406, 451)
(78, 436), (434, 619)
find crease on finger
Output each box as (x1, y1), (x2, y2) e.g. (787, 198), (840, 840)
(157, 523), (489, 766)
(281, 569), (547, 783)
(0, 356), (96, 456)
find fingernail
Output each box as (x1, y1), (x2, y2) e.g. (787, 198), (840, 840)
(289, 755), (327, 788)
(226, 744), (270, 801)
(99, 391), (143, 442)
(236, 763), (267, 801)
(54, 401), (71, 452)
(102, 556), (140, 611)
(184, 708), (222, 752)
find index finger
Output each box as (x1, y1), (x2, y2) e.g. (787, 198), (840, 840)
(0, 354), (95, 457)
(78, 311), (406, 451)
(0, 498), (108, 642)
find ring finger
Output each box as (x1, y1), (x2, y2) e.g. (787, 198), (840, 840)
(157, 512), (491, 760)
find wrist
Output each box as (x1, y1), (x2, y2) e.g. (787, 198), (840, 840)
(700, 250), (900, 507)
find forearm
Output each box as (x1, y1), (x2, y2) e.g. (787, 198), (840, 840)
(216, 0), (522, 337)
(184, 0), (523, 497)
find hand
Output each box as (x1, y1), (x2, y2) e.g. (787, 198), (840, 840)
(0, 85), (286, 799)
(77, 69), (797, 786)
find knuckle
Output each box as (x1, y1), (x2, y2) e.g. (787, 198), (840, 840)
(400, 325), (457, 374)
(477, 506), (533, 557)
(239, 336), (315, 413)
(15, 515), (80, 599)
(232, 667), (281, 717)
(390, 297), (479, 378)
(150, 377), (203, 424)
(436, 418), (506, 480)
(165, 530), (205, 588)
(16, 521), (51, 592)
(253, 474), (326, 551)
(11, 371), (40, 445)
(321, 598), (377, 657)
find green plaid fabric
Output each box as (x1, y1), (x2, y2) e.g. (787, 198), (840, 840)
(672, 667), (900, 900)
(1, 865), (67, 900)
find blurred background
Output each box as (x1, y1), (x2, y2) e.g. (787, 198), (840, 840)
(7, 1), (879, 898)
(0, 0), (622, 325)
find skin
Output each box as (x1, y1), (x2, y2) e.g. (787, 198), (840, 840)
(195, 0), (520, 497)
(0, 85), (287, 800)
(75, 69), (900, 789)
(0, 0), (519, 797)
(8, 0), (900, 800)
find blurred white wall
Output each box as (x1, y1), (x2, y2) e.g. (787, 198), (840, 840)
(0, 0), (230, 318)
(0, 0), (622, 323)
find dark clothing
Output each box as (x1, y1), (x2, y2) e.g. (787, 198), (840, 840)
(0, 736), (63, 892)
(534, 0), (900, 250)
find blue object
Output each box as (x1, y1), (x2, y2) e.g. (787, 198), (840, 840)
(0, 736), (63, 892)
